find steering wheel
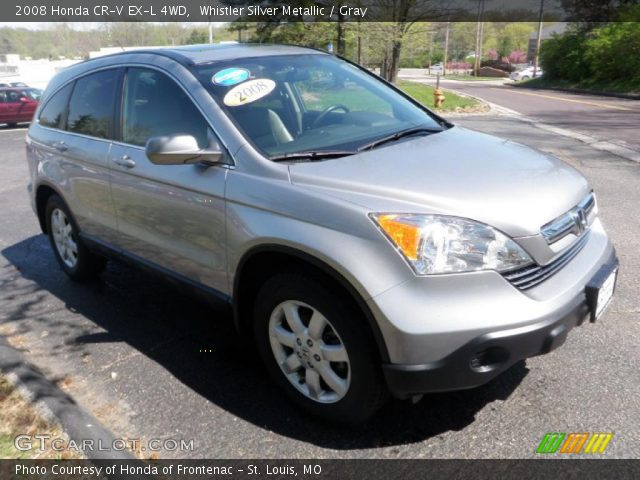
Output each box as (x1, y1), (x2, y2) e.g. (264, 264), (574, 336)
(311, 104), (350, 129)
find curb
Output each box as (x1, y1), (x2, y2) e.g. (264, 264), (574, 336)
(0, 334), (136, 460)
(507, 82), (640, 100)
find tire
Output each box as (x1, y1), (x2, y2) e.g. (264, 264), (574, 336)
(521, 76), (530, 81)
(254, 271), (388, 424)
(45, 194), (106, 281)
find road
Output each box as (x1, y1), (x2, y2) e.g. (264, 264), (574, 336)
(0, 119), (639, 459)
(406, 76), (640, 153)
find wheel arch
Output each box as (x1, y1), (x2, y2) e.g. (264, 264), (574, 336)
(233, 244), (391, 363)
(35, 182), (65, 234)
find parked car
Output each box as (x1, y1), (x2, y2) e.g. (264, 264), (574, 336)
(26, 45), (618, 423)
(0, 87), (42, 127)
(428, 62), (444, 74)
(510, 66), (543, 81)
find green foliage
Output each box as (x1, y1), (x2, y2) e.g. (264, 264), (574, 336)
(185, 29), (208, 45)
(540, 22), (640, 89)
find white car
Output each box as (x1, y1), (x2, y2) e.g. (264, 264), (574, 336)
(428, 62), (444, 74)
(510, 66), (543, 81)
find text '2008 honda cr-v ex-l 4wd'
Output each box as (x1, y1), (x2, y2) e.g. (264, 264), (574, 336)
(26, 44), (619, 423)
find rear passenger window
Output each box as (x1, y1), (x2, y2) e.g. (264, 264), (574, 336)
(67, 69), (119, 139)
(38, 83), (73, 129)
(122, 68), (209, 148)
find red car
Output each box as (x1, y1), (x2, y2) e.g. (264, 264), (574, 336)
(0, 87), (42, 127)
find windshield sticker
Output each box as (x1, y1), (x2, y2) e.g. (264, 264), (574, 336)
(212, 68), (250, 86)
(223, 79), (276, 107)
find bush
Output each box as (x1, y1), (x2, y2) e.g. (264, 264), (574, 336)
(540, 23), (640, 85)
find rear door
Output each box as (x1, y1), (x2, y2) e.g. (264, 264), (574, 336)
(61, 69), (122, 243)
(108, 67), (228, 292)
(1, 90), (22, 123)
(0, 90), (8, 122)
(29, 70), (121, 244)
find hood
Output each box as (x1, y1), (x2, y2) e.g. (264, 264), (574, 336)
(288, 126), (590, 237)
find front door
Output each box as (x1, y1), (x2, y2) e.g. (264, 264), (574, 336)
(109, 67), (228, 292)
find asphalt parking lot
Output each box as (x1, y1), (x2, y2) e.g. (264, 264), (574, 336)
(0, 116), (639, 459)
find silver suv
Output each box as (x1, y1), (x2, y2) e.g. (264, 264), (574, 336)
(26, 45), (618, 423)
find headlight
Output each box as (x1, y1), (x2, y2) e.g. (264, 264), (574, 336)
(370, 213), (533, 275)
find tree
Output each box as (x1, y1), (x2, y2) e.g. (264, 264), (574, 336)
(185, 28), (208, 45)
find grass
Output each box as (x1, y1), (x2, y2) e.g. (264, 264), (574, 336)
(514, 77), (640, 96)
(296, 79), (483, 115)
(396, 80), (483, 112)
(0, 376), (80, 459)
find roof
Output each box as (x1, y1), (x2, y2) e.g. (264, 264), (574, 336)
(99, 43), (326, 66)
(529, 23), (568, 40)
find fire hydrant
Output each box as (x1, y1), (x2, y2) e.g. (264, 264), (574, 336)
(433, 73), (445, 108)
(433, 88), (446, 108)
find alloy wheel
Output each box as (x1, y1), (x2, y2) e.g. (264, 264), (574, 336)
(268, 300), (351, 403)
(51, 208), (78, 268)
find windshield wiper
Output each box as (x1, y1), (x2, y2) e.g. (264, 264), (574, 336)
(270, 150), (357, 162)
(357, 127), (442, 152)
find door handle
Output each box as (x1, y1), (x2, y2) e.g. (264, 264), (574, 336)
(114, 155), (136, 169)
(53, 141), (67, 152)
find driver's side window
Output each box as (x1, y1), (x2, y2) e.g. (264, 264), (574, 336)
(122, 68), (209, 148)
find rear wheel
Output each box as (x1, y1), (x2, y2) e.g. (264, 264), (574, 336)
(254, 272), (388, 423)
(45, 194), (106, 281)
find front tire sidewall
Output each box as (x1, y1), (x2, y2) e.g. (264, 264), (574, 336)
(254, 273), (386, 423)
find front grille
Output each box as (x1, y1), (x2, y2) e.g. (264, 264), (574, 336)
(541, 192), (596, 244)
(502, 234), (589, 290)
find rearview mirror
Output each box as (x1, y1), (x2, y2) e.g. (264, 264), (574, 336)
(145, 135), (224, 166)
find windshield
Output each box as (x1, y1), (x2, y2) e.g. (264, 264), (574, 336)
(194, 54), (446, 159)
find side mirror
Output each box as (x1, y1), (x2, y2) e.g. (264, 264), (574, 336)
(19, 97), (30, 103)
(145, 135), (224, 166)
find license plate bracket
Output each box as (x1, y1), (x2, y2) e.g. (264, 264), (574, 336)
(585, 262), (618, 322)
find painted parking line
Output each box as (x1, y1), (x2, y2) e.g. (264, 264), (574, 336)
(0, 128), (28, 134)
(491, 88), (636, 111)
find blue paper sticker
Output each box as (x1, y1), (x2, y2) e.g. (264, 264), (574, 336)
(212, 68), (250, 86)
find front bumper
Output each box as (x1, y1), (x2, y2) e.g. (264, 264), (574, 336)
(382, 279), (590, 398)
(366, 219), (617, 398)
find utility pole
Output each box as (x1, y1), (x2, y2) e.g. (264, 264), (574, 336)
(474, 0), (485, 75)
(428, 29), (434, 74)
(208, 17), (213, 44)
(357, 19), (362, 64)
(443, 21), (450, 76)
(533, 0), (545, 77)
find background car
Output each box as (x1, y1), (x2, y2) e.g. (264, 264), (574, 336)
(0, 87), (41, 127)
(428, 62), (444, 74)
(510, 66), (543, 81)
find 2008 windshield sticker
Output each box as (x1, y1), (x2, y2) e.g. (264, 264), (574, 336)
(212, 68), (250, 86)
(223, 79), (276, 107)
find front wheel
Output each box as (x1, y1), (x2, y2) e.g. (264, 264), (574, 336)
(45, 194), (106, 281)
(253, 272), (388, 423)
